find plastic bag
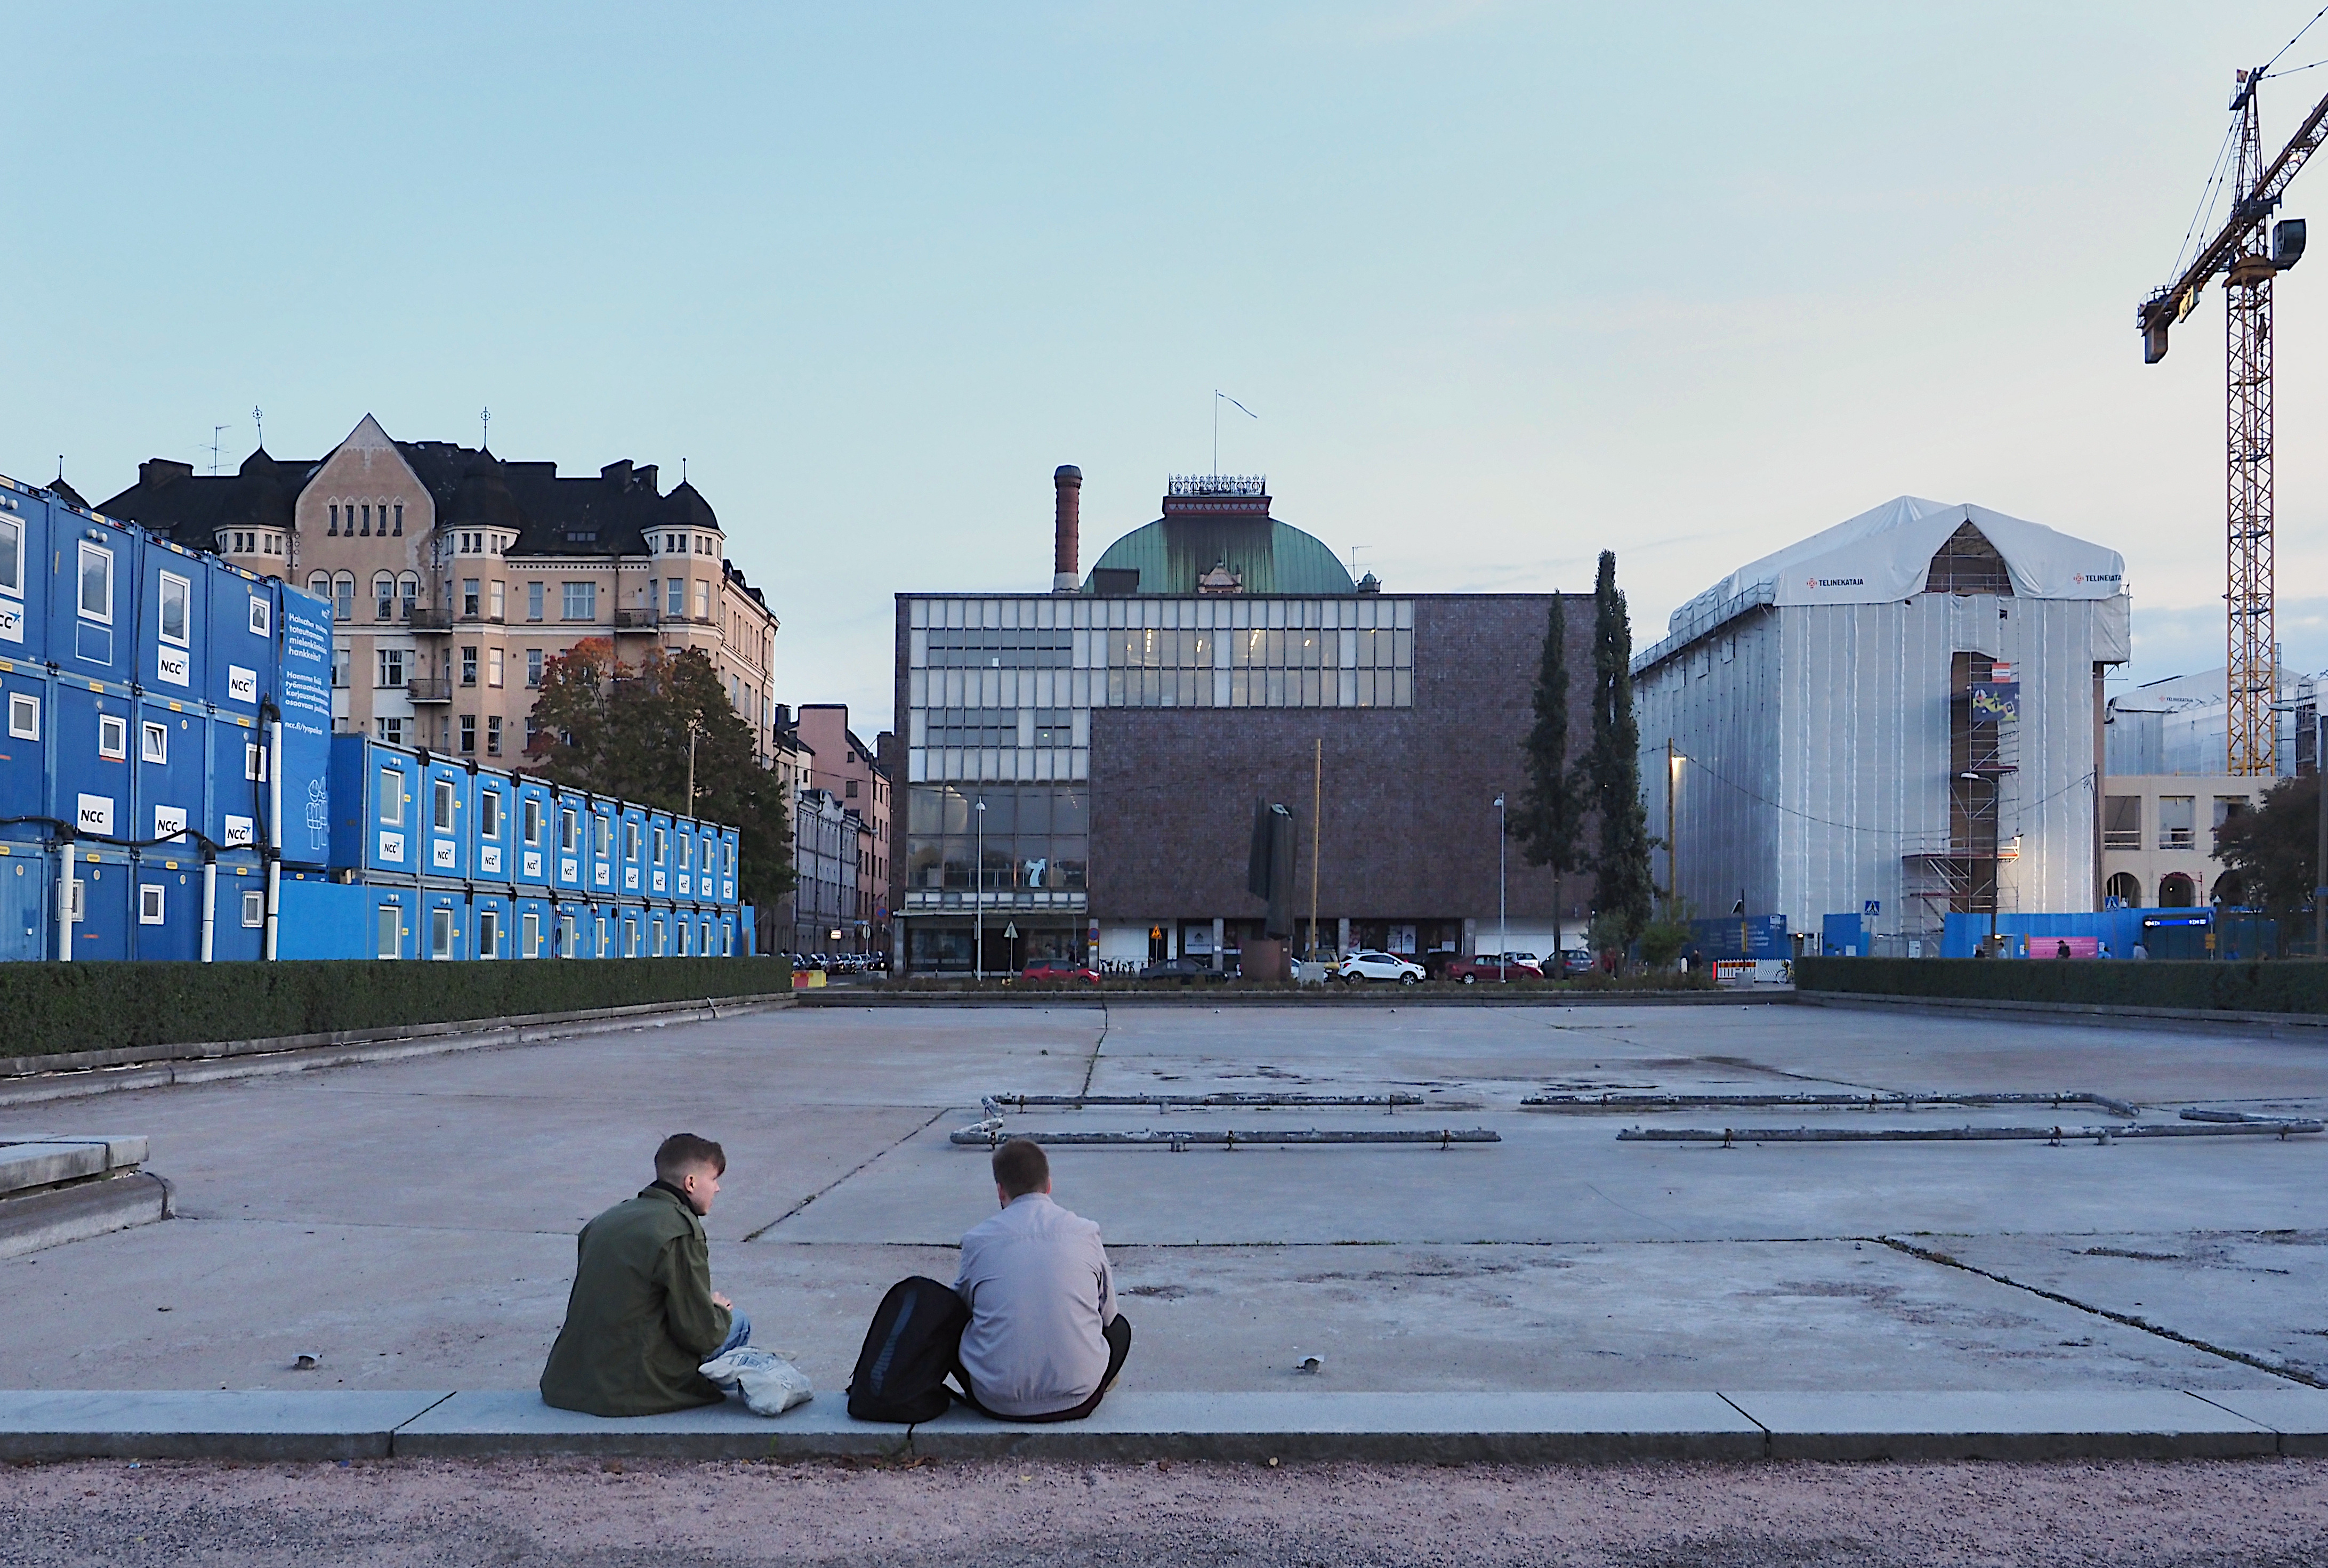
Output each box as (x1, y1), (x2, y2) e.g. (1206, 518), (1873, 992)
(699, 1347), (815, 1416)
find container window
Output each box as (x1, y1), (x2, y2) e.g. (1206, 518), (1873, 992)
(522, 798), (542, 846)
(139, 884), (165, 924)
(373, 902), (398, 955)
(522, 911), (541, 958)
(380, 768), (404, 826)
(247, 891), (267, 929)
(480, 790), (501, 839)
(79, 543), (113, 623)
(158, 572), (191, 645)
(7, 692), (36, 740)
(0, 514), (19, 594)
(433, 779), (456, 831)
(430, 906), (455, 959)
(141, 722), (167, 764)
(247, 594), (269, 637)
(478, 908), (500, 959)
(98, 714), (127, 761)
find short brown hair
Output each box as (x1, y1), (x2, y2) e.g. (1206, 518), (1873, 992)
(992, 1137), (1049, 1198)
(655, 1133), (726, 1181)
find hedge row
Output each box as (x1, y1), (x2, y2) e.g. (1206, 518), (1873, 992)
(2, 957), (793, 1061)
(1794, 957), (2328, 1015)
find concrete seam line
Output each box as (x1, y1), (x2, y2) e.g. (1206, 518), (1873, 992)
(742, 1107), (955, 1242)
(1795, 991), (2328, 1037)
(1078, 999), (1110, 1098)
(1874, 1234), (2326, 1388)
(1713, 1392), (1774, 1459)
(385, 1392), (461, 1457)
(2181, 1388), (2294, 1455)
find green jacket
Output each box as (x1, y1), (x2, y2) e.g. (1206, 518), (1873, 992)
(540, 1182), (734, 1416)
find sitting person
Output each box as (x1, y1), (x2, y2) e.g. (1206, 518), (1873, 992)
(950, 1137), (1130, 1421)
(540, 1133), (749, 1416)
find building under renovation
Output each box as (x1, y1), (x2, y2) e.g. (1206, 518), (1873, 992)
(1633, 497), (2130, 951)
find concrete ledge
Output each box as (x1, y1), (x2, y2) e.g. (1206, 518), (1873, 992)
(0, 995), (794, 1109)
(0, 1137), (149, 1197)
(396, 1389), (1765, 1463)
(799, 990), (1782, 1009)
(4, 1386), (2320, 1463)
(0, 1174), (171, 1260)
(1724, 1389), (2277, 1461)
(1795, 988), (2328, 1039)
(0, 1391), (453, 1461)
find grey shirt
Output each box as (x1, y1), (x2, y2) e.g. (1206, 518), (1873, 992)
(953, 1192), (1117, 1417)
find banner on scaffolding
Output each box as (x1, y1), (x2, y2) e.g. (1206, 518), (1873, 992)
(1969, 681), (2020, 724)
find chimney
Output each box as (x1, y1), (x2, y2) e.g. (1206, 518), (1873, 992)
(1052, 465), (1082, 592)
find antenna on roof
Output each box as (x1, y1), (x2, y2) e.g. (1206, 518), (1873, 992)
(480, 406), (491, 451)
(1348, 545), (1366, 580)
(210, 426), (227, 475)
(682, 457), (688, 483)
(252, 405), (264, 449)
(57, 455), (65, 482)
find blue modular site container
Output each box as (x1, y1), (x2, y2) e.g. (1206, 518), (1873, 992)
(0, 843), (50, 960)
(420, 755), (470, 880)
(588, 797), (617, 894)
(549, 788), (584, 894)
(417, 882), (468, 960)
(53, 680), (137, 844)
(47, 502), (140, 686)
(472, 889), (512, 960)
(136, 537), (206, 703)
(0, 661), (53, 844)
(472, 767), (514, 884)
(272, 581), (335, 869)
(211, 854), (268, 961)
(129, 849), (204, 961)
(716, 826), (739, 906)
(513, 893), (552, 958)
(617, 804), (647, 895)
(0, 481), (52, 664)
(204, 560), (273, 723)
(649, 905), (673, 957)
(274, 878), (369, 960)
(329, 737), (422, 877)
(670, 820), (697, 902)
(65, 843), (134, 959)
(134, 697), (207, 850)
(514, 775), (553, 890)
(205, 709), (265, 853)
(616, 903), (644, 959)
(646, 810), (674, 898)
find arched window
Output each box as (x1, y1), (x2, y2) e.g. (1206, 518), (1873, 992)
(328, 504), (340, 537)
(2212, 871), (2247, 909)
(308, 571), (329, 600)
(333, 572), (356, 622)
(374, 572), (396, 621)
(2105, 871), (2142, 908)
(398, 573), (420, 619)
(2158, 872), (2198, 908)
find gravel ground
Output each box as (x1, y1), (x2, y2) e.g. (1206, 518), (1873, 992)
(3, 1457), (2325, 1566)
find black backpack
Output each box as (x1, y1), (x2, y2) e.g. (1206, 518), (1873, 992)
(846, 1275), (970, 1424)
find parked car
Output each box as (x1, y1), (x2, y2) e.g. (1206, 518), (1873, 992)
(1559, 949), (1597, 976)
(1444, 954), (1542, 983)
(1020, 960), (1100, 984)
(1340, 950), (1426, 984)
(1138, 956), (1229, 983)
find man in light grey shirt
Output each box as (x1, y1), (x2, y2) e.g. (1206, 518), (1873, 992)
(950, 1137), (1131, 1420)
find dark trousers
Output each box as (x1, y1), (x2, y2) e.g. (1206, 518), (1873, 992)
(953, 1313), (1132, 1422)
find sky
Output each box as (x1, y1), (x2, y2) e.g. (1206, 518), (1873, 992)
(9, 2), (2328, 723)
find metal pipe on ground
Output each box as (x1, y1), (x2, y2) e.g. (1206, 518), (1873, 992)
(984, 1092), (1429, 1114)
(1529, 1090), (2141, 1119)
(1616, 1121), (2323, 1145)
(950, 1122), (1499, 1150)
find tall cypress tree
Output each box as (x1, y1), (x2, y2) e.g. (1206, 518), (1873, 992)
(1586, 551), (1654, 952)
(1512, 594), (1584, 952)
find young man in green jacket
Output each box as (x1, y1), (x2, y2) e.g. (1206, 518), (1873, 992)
(540, 1133), (750, 1416)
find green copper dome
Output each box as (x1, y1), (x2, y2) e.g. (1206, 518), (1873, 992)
(1084, 514), (1355, 595)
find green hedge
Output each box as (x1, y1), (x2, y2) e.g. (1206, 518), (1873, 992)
(1795, 957), (2328, 1015)
(1, 957), (793, 1061)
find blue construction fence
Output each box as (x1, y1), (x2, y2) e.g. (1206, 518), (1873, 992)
(0, 470), (750, 963)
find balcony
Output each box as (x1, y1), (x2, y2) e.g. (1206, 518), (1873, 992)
(614, 609), (660, 629)
(407, 676), (453, 704)
(407, 608), (452, 632)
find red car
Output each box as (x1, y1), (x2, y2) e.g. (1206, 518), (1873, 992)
(1019, 961), (1100, 984)
(1445, 954), (1544, 984)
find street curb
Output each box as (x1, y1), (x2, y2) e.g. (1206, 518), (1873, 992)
(1794, 989), (2328, 1039)
(0, 996), (794, 1109)
(797, 990), (1787, 1009)
(0, 1387), (2316, 1464)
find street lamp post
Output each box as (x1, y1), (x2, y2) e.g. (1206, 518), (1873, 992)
(1492, 794), (1507, 983)
(973, 796), (986, 982)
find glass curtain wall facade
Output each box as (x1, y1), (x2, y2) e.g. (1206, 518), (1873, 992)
(900, 593), (1413, 952)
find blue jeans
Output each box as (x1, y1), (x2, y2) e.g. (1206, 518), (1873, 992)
(712, 1308), (751, 1360)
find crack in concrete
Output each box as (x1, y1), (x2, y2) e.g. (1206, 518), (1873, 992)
(1078, 1001), (1110, 1098)
(742, 1109), (953, 1242)
(1875, 1233), (2325, 1388)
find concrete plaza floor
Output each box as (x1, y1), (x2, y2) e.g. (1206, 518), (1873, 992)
(4, 999), (2325, 1396)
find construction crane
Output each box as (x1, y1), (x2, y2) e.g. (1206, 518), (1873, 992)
(2138, 68), (2328, 774)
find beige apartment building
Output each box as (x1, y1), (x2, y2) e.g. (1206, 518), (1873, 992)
(101, 416), (782, 765)
(2099, 775), (2268, 909)
(792, 702), (892, 952)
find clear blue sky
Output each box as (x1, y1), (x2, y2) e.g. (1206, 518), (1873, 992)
(10, 3), (2328, 722)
